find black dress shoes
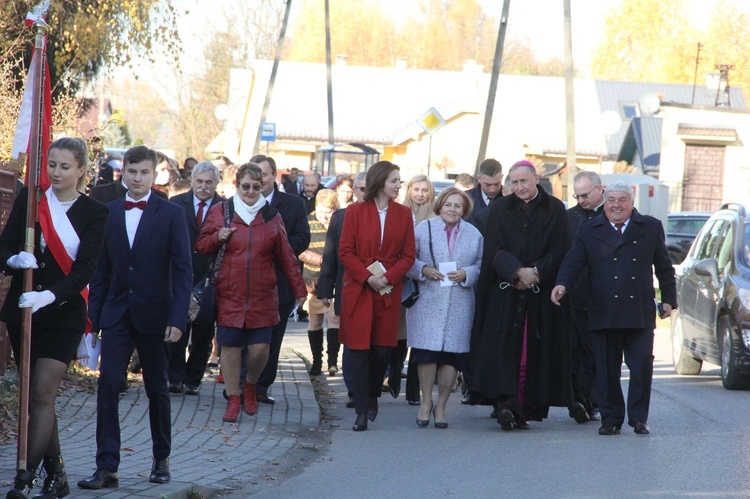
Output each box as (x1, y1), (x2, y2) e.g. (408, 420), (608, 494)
(497, 408), (514, 431)
(588, 407), (601, 421)
(168, 382), (184, 394)
(78, 468), (119, 489)
(569, 402), (589, 424)
(633, 422), (651, 436)
(345, 397), (355, 408)
(184, 384), (200, 396)
(388, 383), (400, 399)
(598, 423), (622, 436)
(367, 398), (378, 422)
(149, 458), (170, 484)
(256, 391), (276, 405)
(352, 414), (368, 431)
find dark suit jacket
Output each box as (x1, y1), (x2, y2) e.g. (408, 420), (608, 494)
(556, 209), (677, 331)
(171, 191), (223, 285)
(88, 194), (193, 335)
(269, 185), (311, 304)
(0, 189), (108, 331)
(89, 181), (167, 204)
(282, 179), (301, 196)
(316, 207), (345, 315)
(566, 204), (602, 311)
(466, 187), (501, 232)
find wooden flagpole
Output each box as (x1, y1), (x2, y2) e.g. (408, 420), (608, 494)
(17, 18), (48, 473)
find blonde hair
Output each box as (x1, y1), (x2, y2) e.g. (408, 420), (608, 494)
(315, 188), (338, 210)
(49, 137), (89, 191)
(403, 174), (436, 225)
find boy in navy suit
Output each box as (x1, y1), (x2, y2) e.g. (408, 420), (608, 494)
(79, 146), (192, 489)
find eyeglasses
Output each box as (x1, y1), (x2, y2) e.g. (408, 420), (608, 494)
(572, 186), (599, 200)
(239, 183), (262, 192)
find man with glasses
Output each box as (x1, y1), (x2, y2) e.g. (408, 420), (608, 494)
(565, 171), (605, 423)
(250, 155), (311, 405)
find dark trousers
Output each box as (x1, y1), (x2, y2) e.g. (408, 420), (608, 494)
(257, 300), (295, 392)
(168, 319), (215, 386)
(96, 315), (171, 472)
(342, 346), (354, 397)
(571, 308), (597, 411)
(591, 328), (654, 427)
(349, 347), (392, 415)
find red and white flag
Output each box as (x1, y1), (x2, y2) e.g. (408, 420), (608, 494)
(11, 2), (52, 190)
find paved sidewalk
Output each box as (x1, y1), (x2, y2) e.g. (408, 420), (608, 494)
(0, 323), (320, 498)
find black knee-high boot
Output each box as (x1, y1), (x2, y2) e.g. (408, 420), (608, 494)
(326, 328), (340, 374)
(307, 329), (324, 376)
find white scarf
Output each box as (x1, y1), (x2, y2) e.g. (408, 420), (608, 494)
(233, 192), (266, 225)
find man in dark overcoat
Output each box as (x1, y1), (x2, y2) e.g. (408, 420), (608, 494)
(168, 161), (223, 395)
(469, 160), (572, 430)
(565, 170), (605, 422)
(552, 181), (676, 437)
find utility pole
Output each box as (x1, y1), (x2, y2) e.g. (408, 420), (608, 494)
(325, 0), (335, 157)
(563, 0), (576, 203)
(690, 42), (702, 106)
(252, 0), (293, 156)
(474, 0), (510, 176)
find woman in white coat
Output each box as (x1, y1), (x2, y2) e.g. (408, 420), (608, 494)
(406, 186), (483, 428)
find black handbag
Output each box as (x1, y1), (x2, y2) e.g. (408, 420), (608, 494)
(189, 200), (231, 324)
(401, 277), (419, 308)
(401, 220), (437, 308)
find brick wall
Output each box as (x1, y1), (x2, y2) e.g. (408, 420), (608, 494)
(682, 145), (725, 213)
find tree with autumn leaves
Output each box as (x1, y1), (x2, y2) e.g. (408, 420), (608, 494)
(591, 0), (750, 101)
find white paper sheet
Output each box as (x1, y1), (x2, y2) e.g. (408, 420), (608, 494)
(439, 261), (457, 286)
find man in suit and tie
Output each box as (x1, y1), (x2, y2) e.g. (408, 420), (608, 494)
(465, 158), (502, 231)
(552, 181), (676, 437)
(168, 161), (223, 395)
(251, 154), (311, 404)
(79, 145), (193, 489)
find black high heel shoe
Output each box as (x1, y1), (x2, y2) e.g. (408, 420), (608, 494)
(416, 401), (432, 427)
(353, 414), (368, 431)
(367, 398), (378, 422)
(433, 407), (448, 429)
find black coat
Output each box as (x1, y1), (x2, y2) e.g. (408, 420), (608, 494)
(469, 188), (571, 420)
(566, 204), (602, 311)
(89, 181), (167, 204)
(268, 185), (311, 304)
(556, 209), (677, 331)
(316, 207), (345, 315)
(0, 189), (108, 331)
(170, 191), (223, 285)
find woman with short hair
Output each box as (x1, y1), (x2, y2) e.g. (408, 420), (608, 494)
(406, 186), (483, 428)
(196, 163), (306, 423)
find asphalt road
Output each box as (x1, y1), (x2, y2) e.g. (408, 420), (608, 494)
(226, 323), (750, 499)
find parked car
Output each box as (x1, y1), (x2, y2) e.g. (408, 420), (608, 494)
(666, 211), (711, 264)
(431, 179), (454, 196)
(671, 203), (750, 389)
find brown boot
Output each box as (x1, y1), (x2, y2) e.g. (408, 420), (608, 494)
(243, 383), (258, 415)
(223, 395), (241, 422)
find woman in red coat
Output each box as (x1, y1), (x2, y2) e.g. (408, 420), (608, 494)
(339, 161), (416, 431)
(196, 163), (306, 423)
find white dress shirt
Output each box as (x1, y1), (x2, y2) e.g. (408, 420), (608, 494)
(125, 191), (152, 247)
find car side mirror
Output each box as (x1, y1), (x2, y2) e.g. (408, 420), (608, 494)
(694, 258), (720, 287)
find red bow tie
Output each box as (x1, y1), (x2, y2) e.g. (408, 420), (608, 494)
(125, 200), (147, 211)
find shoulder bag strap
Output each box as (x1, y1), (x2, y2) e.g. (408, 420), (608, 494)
(427, 220), (437, 268)
(208, 199), (232, 285)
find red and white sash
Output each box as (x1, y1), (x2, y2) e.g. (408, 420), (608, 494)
(38, 188), (91, 332)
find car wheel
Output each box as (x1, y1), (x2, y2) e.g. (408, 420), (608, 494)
(719, 316), (750, 390)
(671, 311), (702, 375)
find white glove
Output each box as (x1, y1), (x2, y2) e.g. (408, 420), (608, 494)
(7, 251), (38, 269)
(19, 290), (55, 313)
